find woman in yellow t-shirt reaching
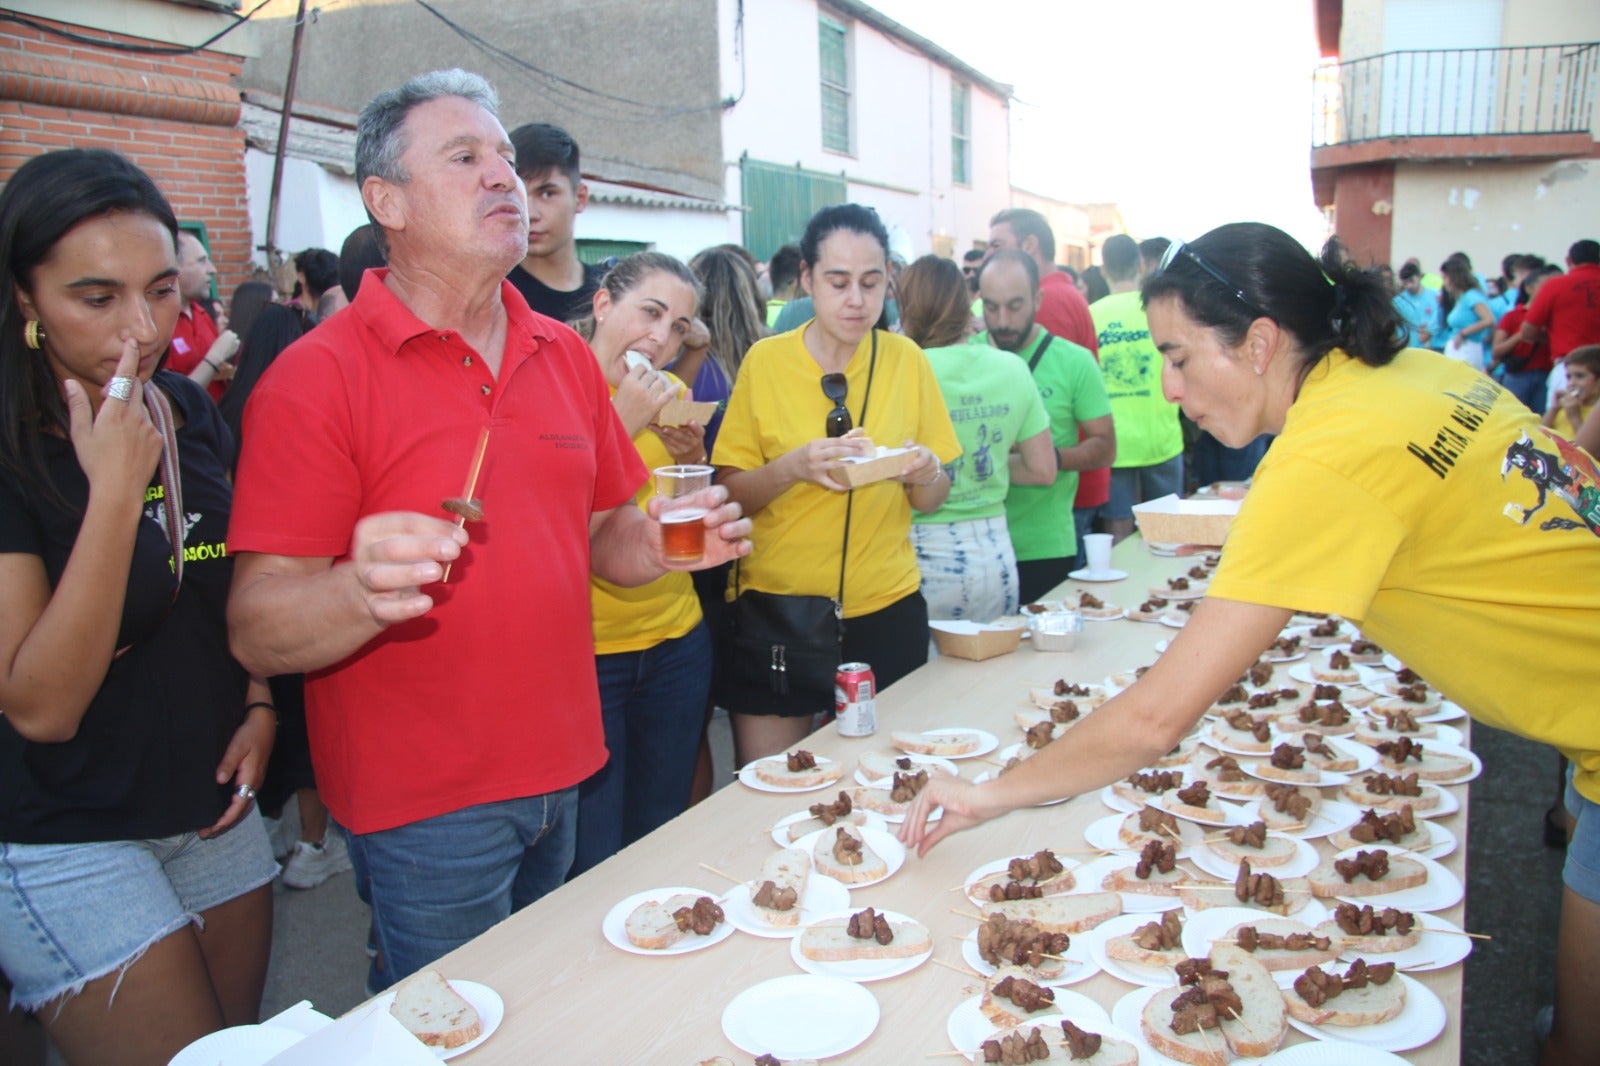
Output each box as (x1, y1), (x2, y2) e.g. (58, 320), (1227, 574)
(568, 252), (711, 878)
(899, 223), (1600, 1066)
(713, 205), (960, 763)
(1544, 344), (1600, 440)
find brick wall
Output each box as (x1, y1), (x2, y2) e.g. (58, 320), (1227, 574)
(0, 14), (251, 295)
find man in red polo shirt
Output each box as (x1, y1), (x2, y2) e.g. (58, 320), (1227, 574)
(987, 208), (1110, 569)
(226, 69), (750, 994)
(167, 231), (238, 400)
(1523, 238), (1600, 363)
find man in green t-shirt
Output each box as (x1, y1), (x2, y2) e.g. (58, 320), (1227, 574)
(978, 250), (1116, 603)
(1090, 234), (1184, 542)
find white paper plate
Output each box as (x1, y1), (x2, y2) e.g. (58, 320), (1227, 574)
(789, 908), (932, 982)
(1150, 790), (1256, 827)
(853, 779), (944, 825)
(1354, 721), (1464, 748)
(1423, 700), (1468, 723)
(1362, 678), (1442, 708)
(769, 807), (887, 848)
(1325, 848), (1463, 912)
(890, 727), (999, 760)
(852, 752), (958, 786)
(1204, 722), (1282, 757)
(1180, 905), (1330, 966)
(1083, 912), (1189, 987)
(1082, 607), (1129, 622)
(1147, 541), (1183, 555)
(1306, 735), (1381, 775)
(1028, 684), (1112, 711)
(960, 925), (1100, 986)
(1322, 814), (1457, 860)
(974, 768), (1068, 807)
(1262, 1040), (1410, 1064)
(737, 755), (846, 793)
(1374, 743), (1481, 785)
(722, 872), (852, 939)
(946, 990), (1110, 1057)
(1072, 854), (1184, 913)
(1285, 973), (1446, 1052)
(1154, 638), (1172, 654)
(1191, 833), (1320, 881)
(1082, 811), (1203, 857)
(1334, 910), (1474, 972)
(1158, 611), (1189, 629)
(1236, 761), (1352, 789)
(953, 1021), (1144, 1064)
(722, 974), (878, 1059)
(1110, 985), (1274, 1066)
(369, 980), (505, 1060)
(601, 886), (736, 956)
(1339, 780), (1460, 820)
(1069, 567), (1129, 581)
(1248, 798), (1363, 841)
(1151, 582), (1207, 601)
(963, 851), (1085, 906)
(169, 1025), (304, 1066)
(793, 825), (906, 888)
(1264, 647), (1307, 663)
(1288, 662), (1360, 686)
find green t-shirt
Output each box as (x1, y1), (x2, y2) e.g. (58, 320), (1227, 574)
(913, 340), (1050, 526)
(1089, 290), (1182, 467)
(978, 330), (1112, 562)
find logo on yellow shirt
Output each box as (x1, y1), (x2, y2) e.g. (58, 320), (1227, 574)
(1502, 429), (1600, 534)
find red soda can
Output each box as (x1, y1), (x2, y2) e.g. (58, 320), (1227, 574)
(834, 662), (877, 737)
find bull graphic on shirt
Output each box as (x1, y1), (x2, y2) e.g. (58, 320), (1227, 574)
(1501, 429), (1600, 535)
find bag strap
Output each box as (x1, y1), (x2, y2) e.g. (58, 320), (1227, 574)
(1026, 329), (1054, 374)
(834, 329), (879, 619)
(143, 383), (185, 594)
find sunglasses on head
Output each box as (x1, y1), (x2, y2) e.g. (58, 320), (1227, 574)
(821, 372), (851, 438)
(1158, 240), (1270, 320)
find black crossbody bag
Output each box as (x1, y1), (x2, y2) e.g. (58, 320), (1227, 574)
(726, 331), (878, 700)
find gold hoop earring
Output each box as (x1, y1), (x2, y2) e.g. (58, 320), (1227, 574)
(23, 320), (44, 350)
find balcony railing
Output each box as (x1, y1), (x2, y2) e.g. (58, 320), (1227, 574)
(1313, 43), (1599, 147)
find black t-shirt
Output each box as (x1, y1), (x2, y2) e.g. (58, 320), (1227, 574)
(0, 372), (247, 843)
(506, 259), (605, 325)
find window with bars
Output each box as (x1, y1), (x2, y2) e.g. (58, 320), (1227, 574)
(951, 80), (971, 186)
(819, 14), (851, 154)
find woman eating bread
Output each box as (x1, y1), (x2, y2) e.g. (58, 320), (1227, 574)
(899, 222), (1600, 1066)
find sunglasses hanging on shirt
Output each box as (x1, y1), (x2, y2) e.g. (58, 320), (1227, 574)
(821, 372), (851, 438)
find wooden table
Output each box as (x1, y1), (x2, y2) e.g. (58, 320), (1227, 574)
(431, 537), (1467, 1063)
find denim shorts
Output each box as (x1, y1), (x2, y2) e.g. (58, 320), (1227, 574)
(1107, 454), (1185, 519)
(0, 815), (277, 1011)
(1563, 767), (1600, 905)
(912, 516), (1020, 623)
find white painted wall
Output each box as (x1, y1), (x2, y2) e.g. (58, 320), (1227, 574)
(245, 148), (368, 263)
(576, 201), (741, 262)
(717, 0), (1010, 258)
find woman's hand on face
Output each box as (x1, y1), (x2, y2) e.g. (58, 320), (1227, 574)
(63, 336), (161, 503)
(785, 434), (874, 492)
(612, 363), (675, 434)
(651, 421), (706, 465)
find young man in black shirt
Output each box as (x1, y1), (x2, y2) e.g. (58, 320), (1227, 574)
(506, 122), (605, 324)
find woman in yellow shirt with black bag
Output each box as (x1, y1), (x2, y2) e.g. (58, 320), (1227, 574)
(713, 205), (960, 763)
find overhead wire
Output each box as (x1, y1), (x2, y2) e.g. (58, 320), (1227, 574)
(0, 0), (276, 56)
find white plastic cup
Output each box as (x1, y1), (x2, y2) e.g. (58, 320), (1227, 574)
(1083, 533), (1114, 576)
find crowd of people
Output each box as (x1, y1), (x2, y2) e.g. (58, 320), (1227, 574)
(0, 64), (1596, 1065)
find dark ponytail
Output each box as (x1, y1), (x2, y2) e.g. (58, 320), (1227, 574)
(1140, 222), (1405, 374)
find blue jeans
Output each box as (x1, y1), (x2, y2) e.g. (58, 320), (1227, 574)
(1108, 454), (1185, 519)
(1071, 504), (1106, 571)
(570, 622), (712, 878)
(1193, 432), (1273, 486)
(346, 789), (577, 994)
(1502, 367), (1550, 415)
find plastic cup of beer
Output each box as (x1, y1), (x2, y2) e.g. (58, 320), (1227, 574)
(655, 464), (713, 563)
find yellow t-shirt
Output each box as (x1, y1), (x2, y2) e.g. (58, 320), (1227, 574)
(590, 373), (703, 654)
(1551, 401), (1593, 440)
(1208, 349), (1600, 801)
(712, 329), (961, 618)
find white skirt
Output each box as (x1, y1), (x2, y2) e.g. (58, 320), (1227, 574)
(911, 515), (1019, 623)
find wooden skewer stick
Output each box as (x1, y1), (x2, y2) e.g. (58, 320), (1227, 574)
(1184, 882), (1311, 893)
(950, 908), (985, 921)
(1416, 927), (1492, 940)
(439, 425), (490, 583)
(1195, 1019), (1220, 1061)
(932, 956), (983, 978)
(698, 862), (745, 884)
(1224, 1006), (1265, 1048)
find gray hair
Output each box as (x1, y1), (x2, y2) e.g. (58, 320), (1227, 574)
(356, 69), (500, 186)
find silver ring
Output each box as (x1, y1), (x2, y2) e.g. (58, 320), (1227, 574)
(105, 376), (136, 402)
(235, 783), (257, 801)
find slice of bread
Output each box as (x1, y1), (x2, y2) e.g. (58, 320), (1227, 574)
(856, 750), (916, 781)
(1102, 862), (1190, 897)
(812, 824), (888, 884)
(980, 892), (1122, 934)
(1205, 721), (1272, 754)
(1308, 851), (1427, 898)
(982, 1021), (1139, 1065)
(750, 848), (810, 928)
(753, 755), (843, 790)
(1139, 985), (1229, 1066)
(1257, 785), (1321, 831)
(891, 729), (981, 756)
(388, 969), (482, 1050)
(1252, 760), (1321, 785)
(796, 914), (931, 962)
(1211, 943), (1289, 1057)
(968, 858), (1077, 903)
(848, 785), (917, 819)
(1406, 749), (1475, 782)
(784, 809), (871, 843)
(1340, 777), (1443, 812)
(1177, 877), (1313, 917)
(1313, 906), (1423, 954)
(981, 965), (1064, 1028)
(1103, 913), (1187, 968)
(1282, 960), (1407, 1026)
(1221, 918), (1343, 971)
(624, 893), (702, 950)
(1202, 833), (1300, 870)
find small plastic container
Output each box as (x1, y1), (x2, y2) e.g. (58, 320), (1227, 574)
(1030, 610), (1084, 652)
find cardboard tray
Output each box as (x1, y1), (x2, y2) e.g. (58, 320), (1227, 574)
(655, 399), (719, 427)
(834, 447), (915, 488)
(1131, 493), (1241, 548)
(929, 621), (1023, 661)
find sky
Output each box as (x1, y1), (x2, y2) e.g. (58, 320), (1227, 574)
(868, 0), (1333, 252)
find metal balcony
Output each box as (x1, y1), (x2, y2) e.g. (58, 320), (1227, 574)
(1313, 42), (1599, 147)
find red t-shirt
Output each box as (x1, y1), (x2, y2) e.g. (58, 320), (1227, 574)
(229, 271), (645, 833)
(1496, 306), (1552, 372)
(1525, 262), (1600, 360)
(168, 301), (226, 401)
(1035, 272), (1110, 508)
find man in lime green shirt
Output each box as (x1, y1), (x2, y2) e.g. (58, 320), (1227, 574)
(764, 244), (800, 327)
(979, 250), (1116, 603)
(1090, 234), (1183, 542)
